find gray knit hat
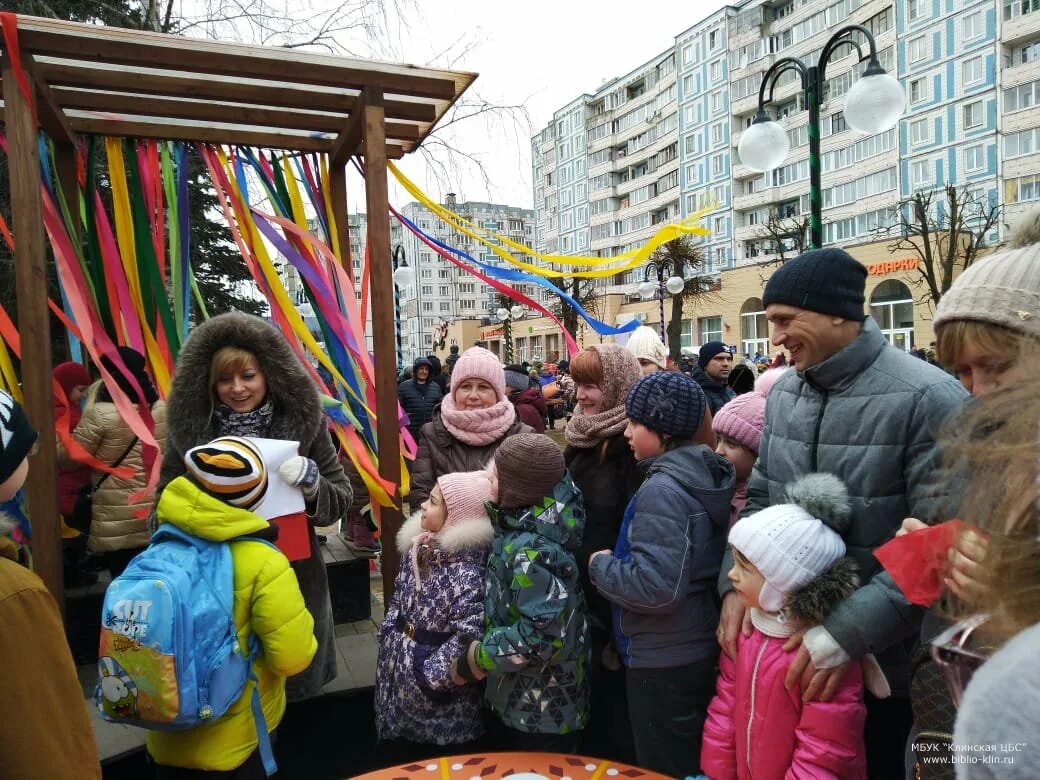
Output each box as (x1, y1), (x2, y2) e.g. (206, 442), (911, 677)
(933, 207), (1040, 340)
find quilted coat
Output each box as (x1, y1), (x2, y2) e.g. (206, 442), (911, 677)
(147, 477), (316, 772)
(407, 406), (531, 508)
(60, 395), (168, 554)
(375, 511), (493, 745)
(475, 474), (590, 735)
(702, 560), (868, 780)
(158, 312), (351, 701)
(724, 317), (967, 694)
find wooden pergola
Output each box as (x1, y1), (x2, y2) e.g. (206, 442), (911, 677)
(0, 15), (475, 608)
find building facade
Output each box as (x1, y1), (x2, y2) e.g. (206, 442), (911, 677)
(528, 0), (1039, 357)
(391, 197), (536, 366)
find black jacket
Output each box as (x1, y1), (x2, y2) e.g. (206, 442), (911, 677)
(691, 365), (736, 415)
(565, 435), (644, 634)
(397, 378), (443, 442)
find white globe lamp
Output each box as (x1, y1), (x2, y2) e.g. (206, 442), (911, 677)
(509, 305), (525, 320)
(495, 307), (510, 322)
(738, 113), (790, 172)
(637, 280), (658, 300)
(665, 275), (686, 295)
(392, 263), (415, 288)
(843, 62), (906, 135)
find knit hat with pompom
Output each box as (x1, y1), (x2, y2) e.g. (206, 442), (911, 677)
(728, 473), (851, 612)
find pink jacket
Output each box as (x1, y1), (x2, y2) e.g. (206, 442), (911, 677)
(702, 627), (867, 780)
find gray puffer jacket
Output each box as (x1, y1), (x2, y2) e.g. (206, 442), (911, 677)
(723, 317), (967, 695)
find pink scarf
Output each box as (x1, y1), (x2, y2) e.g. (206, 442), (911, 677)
(439, 393), (517, 446)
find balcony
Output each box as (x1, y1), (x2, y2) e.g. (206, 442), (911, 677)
(1002, 8), (1040, 45)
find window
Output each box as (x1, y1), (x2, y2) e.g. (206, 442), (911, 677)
(1005, 173), (1040, 203)
(709, 30), (719, 50)
(965, 145), (986, 172)
(830, 112), (847, 135)
(963, 11), (983, 39)
(962, 56), (984, 86)
(680, 319), (695, 350)
(908, 0), (923, 21)
(911, 160), (930, 186)
(908, 36), (926, 63)
(711, 121), (726, 146)
(909, 78), (926, 104)
(1017, 41), (1040, 65)
(684, 134), (701, 155)
(1006, 128), (1040, 157)
(870, 280), (915, 351)
(710, 60), (722, 82)
(910, 118), (930, 145)
(712, 154), (725, 176)
(421, 285), (433, 296)
(699, 316), (723, 344)
(713, 216), (726, 235)
(740, 298), (769, 358)
(711, 91), (723, 114)
(1005, 0), (1040, 20)
(422, 302), (433, 312)
(963, 101), (983, 130)
(1005, 79), (1040, 112)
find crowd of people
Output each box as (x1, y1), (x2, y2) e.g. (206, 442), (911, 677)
(2, 209), (1040, 779)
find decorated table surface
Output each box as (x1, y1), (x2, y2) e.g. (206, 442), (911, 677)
(353, 753), (671, 780)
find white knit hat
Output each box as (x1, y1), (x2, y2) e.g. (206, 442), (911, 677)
(728, 473), (851, 612)
(624, 325), (668, 369)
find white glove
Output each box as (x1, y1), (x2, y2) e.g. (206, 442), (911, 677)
(279, 456), (320, 498)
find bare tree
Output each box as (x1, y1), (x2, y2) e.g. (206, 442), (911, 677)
(549, 277), (602, 343)
(880, 183), (1001, 309)
(753, 209), (809, 284)
(647, 237), (720, 363)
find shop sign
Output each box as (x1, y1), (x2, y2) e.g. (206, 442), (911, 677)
(481, 326), (504, 338)
(867, 258), (920, 276)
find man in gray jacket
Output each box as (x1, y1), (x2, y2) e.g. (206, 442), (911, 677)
(717, 247), (967, 778)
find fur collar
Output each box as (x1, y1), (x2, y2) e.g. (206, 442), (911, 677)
(785, 557), (860, 625)
(396, 510), (494, 555)
(164, 313), (323, 456)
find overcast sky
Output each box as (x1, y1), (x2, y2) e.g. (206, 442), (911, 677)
(338, 0), (731, 211)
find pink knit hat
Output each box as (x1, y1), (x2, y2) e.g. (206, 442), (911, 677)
(437, 470), (493, 528)
(712, 368), (788, 454)
(449, 346), (506, 399)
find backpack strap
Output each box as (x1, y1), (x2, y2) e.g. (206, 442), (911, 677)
(246, 634), (277, 776)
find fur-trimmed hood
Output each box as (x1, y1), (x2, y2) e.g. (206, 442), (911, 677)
(396, 510), (494, 556)
(785, 557), (859, 625)
(164, 312), (323, 457)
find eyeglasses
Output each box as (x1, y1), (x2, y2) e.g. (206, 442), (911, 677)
(930, 613), (994, 707)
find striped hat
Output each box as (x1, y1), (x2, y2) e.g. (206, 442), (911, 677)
(184, 436), (268, 510)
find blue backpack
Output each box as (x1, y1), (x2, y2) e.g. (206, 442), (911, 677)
(96, 524), (276, 775)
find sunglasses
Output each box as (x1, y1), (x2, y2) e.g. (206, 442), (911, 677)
(930, 613), (995, 707)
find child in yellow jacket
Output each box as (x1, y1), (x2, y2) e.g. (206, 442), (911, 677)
(146, 437), (317, 776)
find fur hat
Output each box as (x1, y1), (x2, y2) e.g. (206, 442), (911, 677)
(625, 370), (707, 439)
(184, 436), (268, 510)
(933, 206), (1040, 341)
(449, 346), (506, 400)
(625, 325), (668, 369)
(0, 390), (37, 488)
(712, 368), (788, 455)
(494, 433), (566, 509)
(729, 473), (852, 612)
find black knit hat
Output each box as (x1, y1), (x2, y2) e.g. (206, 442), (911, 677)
(0, 390), (38, 487)
(625, 371), (706, 439)
(698, 341), (729, 369)
(763, 248), (867, 321)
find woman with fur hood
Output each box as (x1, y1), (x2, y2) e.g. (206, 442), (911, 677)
(701, 474), (890, 780)
(376, 471), (494, 746)
(157, 312), (351, 702)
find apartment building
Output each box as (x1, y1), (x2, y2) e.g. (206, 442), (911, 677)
(391, 197), (536, 365)
(529, 0), (1039, 356)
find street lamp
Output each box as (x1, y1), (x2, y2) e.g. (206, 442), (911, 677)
(391, 245), (413, 370)
(737, 25), (905, 249)
(640, 262), (685, 342)
(494, 305), (524, 363)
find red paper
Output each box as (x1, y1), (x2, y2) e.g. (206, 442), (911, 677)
(270, 512), (311, 562)
(874, 520), (966, 606)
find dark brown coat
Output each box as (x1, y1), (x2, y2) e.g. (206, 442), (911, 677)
(407, 405), (532, 508)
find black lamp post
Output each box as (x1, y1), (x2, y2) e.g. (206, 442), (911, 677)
(738, 25), (905, 249)
(638, 261), (685, 342)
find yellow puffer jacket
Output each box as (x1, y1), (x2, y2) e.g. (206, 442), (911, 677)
(146, 477), (317, 771)
(59, 395), (168, 554)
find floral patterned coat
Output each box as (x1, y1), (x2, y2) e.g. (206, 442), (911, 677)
(376, 511), (493, 745)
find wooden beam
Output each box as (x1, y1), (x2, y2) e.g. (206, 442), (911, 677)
(361, 86), (404, 606)
(328, 164), (353, 271)
(33, 60), (439, 122)
(18, 19), (462, 100)
(46, 88), (422, 142)
(54, 141), (79, 244)
(2, 59), (64, 610)
(23, 55), (77, 147)
(329, 107), (365, 168)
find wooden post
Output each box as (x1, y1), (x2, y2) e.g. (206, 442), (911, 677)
(328, 164), (352, 273)
(3, 59), (64, 610)
(361, 86), (403, 606)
